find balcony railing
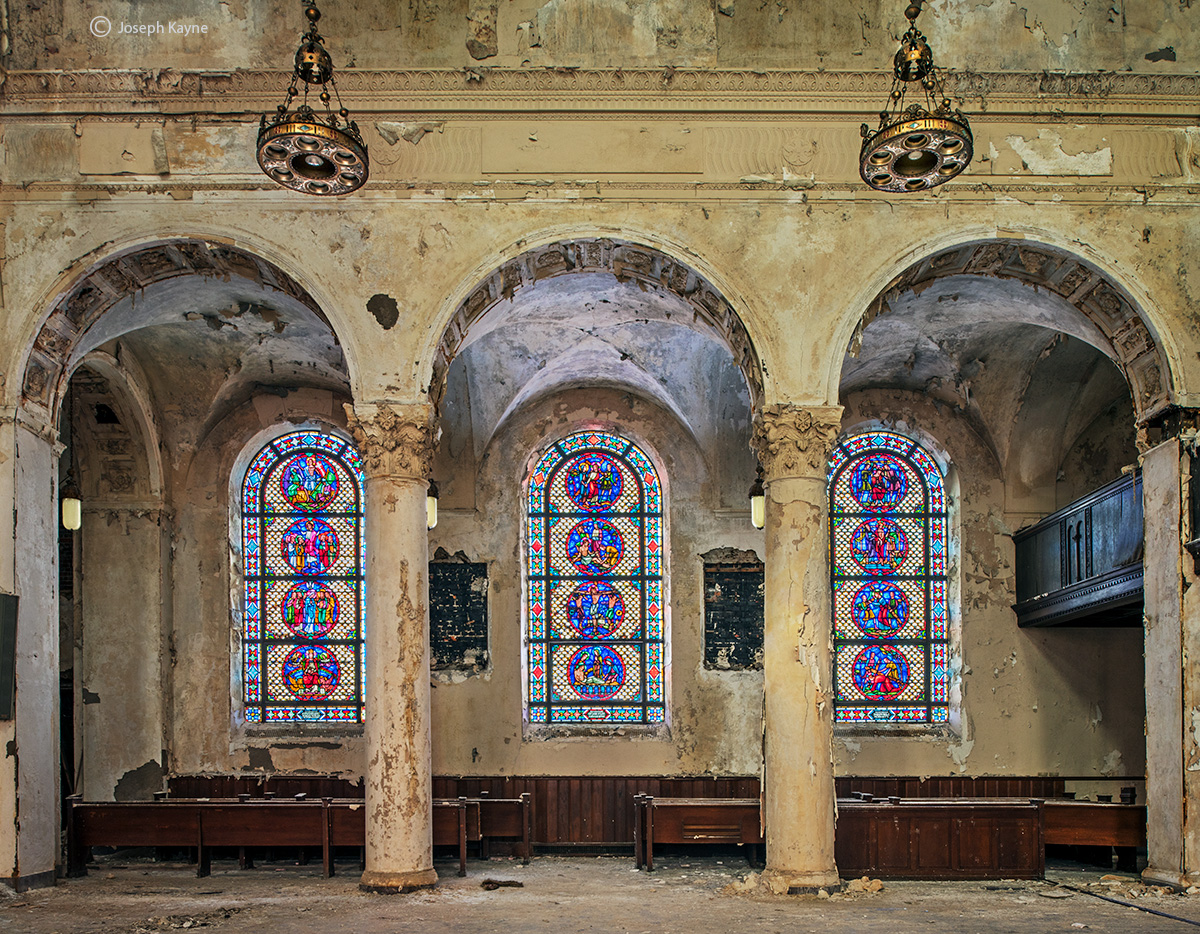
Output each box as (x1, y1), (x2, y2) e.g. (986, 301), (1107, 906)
(1012, 472), (1143, 628)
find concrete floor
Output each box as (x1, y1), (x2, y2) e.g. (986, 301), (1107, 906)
(5, 854), (1200, 934)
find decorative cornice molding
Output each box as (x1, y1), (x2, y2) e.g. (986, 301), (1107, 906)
(344, 402), (436, 482)
(751, 404), (843, 481)
(3, 68), (1198, 119)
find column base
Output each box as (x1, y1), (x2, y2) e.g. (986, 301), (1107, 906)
(1141, 866), (1195, 891)
(359, 868), (439, 893)
(760, 868), (842, 895)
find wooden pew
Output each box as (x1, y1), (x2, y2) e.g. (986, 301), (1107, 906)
(68, 796), (474, 879)
(633, 795), (762, 871)
(432, 798), (480, 877)
(1043, 800), (1146, 871)
(835, 797), (1044, 880)
(474, 793), (533, 863)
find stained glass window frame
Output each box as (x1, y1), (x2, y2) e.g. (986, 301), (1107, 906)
(238, 429), (365, 726)
(525, 430), (667, 727)
(828, 430), (950, 727)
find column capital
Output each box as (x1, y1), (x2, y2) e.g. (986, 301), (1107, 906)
(751, 404), (843, 481)
(344, 402), (437, 481)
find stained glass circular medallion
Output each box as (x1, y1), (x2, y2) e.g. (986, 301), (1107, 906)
(850, 518), (908, 573)
(566, 581), (625, 638)
(282, 645), (341, 700)
(566, 519), (624, 574)
(852, 645), (910, 700)
(567, 645), (625, 700)
(280, 581), (339, 638)
(279, 453), (340, 512)
(849, 454), (907, 509)
(851, 581), (909, 637)
(565, 453), (623, 511)
(281, 517), (339, 574)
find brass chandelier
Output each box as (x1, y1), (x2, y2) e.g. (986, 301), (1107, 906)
(859, 1), (972, 193)
(257, 2), (369, 196)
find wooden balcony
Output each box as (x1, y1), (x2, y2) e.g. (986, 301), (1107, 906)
(1012, 472), (1143, 628)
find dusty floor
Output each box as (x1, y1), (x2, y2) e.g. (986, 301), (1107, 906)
(5, 854), (1200, 934)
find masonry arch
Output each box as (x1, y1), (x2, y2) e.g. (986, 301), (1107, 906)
(840, 238), (1172, 427)
(19, 236), (356, 429)
(429, 236), (766, 417)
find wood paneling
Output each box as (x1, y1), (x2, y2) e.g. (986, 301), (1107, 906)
(167, 774), (1075, 848)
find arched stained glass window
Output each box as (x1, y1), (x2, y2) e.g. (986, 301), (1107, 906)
(526, 430), (665, 725)
(828, 431), (948, 725)
(241, 430), (365, 724)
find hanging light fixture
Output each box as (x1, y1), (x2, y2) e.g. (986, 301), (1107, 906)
(257, 2), (369, 196)
(859, 1), (972, 193)
(61, 470), (81, 532)
(748, 464), (765, 530)
(426, 479), (439, 531)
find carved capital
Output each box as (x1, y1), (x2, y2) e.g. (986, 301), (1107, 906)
(750, 404), (843, 481)
(343, 402), (437, 481)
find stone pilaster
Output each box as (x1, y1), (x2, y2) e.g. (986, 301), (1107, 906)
(1140, 408), (1200, 887)
(345, 403), (439, 892)
(750, 404), (842, 892)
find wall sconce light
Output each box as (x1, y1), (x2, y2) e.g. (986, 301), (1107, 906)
(256, 2), (369, 195)
(859, 1), (972, 192)
(749, 464), (765, 530)
(427, 479), (439, 531)
(61, 471), (81, 531)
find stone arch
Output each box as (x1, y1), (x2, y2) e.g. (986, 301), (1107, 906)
(846, 239), (1171, 424)
(429, 237), (765, 413)
(21, 238), (335, 425)
(67, 350), (165, 503)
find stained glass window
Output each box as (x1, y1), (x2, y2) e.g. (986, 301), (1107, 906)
(526, 431), (665, 725)
(241, 431), (365, 724)
(828, 431), (948, 725)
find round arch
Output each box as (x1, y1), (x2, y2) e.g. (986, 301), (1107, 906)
(427, 235), (766, 414)
(834, 237), (1173, 425)
(67, 349), (166, 502)
(19, 236), (354, 427)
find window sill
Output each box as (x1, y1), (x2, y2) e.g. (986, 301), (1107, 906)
(522, 723), (672, 741)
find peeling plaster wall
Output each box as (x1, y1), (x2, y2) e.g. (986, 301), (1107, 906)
(834, 392), (1146, 782)
(78, 509), (165, 801)
(428, 386), (765, 777)
(6, 0), (1198, 72)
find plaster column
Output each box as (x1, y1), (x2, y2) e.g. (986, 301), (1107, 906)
(8, 413), (61, 889)
(346, 403), (439, 892)
(751, 403), (842, 892)
(1141, 435), (1193, 886)
(0, 412), (18, 886)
